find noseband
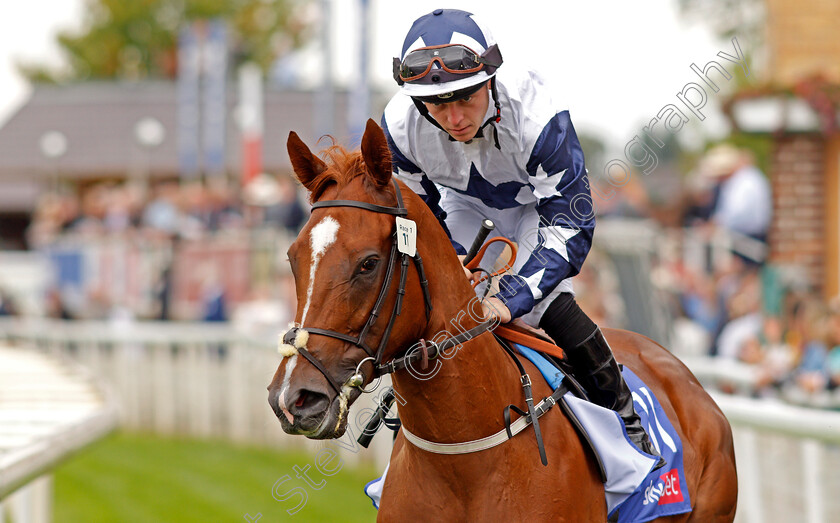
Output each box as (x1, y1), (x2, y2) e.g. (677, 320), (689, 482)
(282, 179), (435, 395)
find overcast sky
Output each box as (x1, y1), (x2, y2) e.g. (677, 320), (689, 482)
(0, 0), (83, 124)
(0, 0), (735, 153)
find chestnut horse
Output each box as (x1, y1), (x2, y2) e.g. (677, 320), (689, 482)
(268, 120), (737, 521)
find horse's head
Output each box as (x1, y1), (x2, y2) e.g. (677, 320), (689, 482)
(268, 119), (446, 439)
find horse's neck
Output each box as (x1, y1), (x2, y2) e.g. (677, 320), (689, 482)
(391, 313), (527, 444)
(388, 196), (529, 441)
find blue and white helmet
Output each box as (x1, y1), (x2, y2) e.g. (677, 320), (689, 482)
(393, 9), (503, 102)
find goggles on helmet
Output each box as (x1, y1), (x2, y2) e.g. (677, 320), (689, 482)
(393, 44), (503, 86)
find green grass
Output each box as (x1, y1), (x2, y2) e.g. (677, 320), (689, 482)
(53, 432), (380, 523)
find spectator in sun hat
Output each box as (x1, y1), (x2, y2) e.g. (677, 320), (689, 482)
(381, 8), (662, 465)
(701, 143), (772, 247)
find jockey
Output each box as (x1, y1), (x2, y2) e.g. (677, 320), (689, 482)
(382, 8), (663, 465)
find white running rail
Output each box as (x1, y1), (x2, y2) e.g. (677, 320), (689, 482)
(3, 319), (839, 522)
(0, 344), (118, 523)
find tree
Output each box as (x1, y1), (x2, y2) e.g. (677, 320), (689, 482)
(676, 0), (765, 83)
(18, 0), (312, 82)
(676, 0), (764, 41)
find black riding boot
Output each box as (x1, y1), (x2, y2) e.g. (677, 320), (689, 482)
(566, 328), (666, 469)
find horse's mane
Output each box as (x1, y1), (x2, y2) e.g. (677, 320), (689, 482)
(306, 139), (383, 204)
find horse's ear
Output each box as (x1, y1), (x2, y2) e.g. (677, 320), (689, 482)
(287, 131), (327, 192)
(360, 119), (392, 189)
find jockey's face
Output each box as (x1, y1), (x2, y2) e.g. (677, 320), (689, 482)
(423, 82), (490, 142)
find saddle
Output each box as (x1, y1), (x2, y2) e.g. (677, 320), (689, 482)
(495, 319), (565, 360)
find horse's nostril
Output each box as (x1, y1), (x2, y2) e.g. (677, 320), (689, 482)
(287, 389), (330, 423)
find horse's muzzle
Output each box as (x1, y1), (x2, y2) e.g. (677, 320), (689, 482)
(269, 385), (347, 438)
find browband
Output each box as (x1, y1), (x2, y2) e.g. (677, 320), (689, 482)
(311, 179), (408, 216)
(312, 199), (407, 216)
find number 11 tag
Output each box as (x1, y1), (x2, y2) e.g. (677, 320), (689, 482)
(395, 217), (417, 257)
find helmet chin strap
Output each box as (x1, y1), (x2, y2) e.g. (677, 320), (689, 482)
(477, 77), (502, 150)
(411, 96), (448, 135)
(411, 77), (502, 150)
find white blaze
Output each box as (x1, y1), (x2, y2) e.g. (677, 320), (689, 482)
(301, 216), (340, 324)
(278, 354), (298, 423)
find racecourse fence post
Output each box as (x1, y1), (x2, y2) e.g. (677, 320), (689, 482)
(738, 428), (763, 523)
(153, 342), (176, 434)
(196, 342), (212, 437)
(802, 439), (823, 523)
(112, 336), (130, 428)
(227, 342), (248, 442)
(186, 343), (200, 436)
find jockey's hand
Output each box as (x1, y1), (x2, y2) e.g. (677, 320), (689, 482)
(481, 296), (512, 324)
(457, 254), (509, 321)
(457, 255), (481, 284)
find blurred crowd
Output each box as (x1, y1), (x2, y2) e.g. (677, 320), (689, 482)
(0, 174), (307, 326)
(25, 175), (306, 248)
(670, 254), (840, 407)
(654, 144), (839, 408)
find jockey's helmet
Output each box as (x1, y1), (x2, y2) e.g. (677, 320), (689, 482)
(393, 9), (503, 104)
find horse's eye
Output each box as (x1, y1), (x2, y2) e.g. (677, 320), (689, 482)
(360, 258), (379, 274)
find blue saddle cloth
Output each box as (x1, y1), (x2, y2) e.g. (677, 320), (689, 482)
(515, 343), (692, 522)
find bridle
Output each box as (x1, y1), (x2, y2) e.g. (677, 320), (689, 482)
(281, 179), (492, 396)
(281, 178), (567, 467)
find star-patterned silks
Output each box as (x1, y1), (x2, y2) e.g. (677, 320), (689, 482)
(531, 165), (566, 201)
(451, 163), (528, 209)
(540, 225), (580, 262)
(522, 269), (546, 300)
(514, 185), (533, 205)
